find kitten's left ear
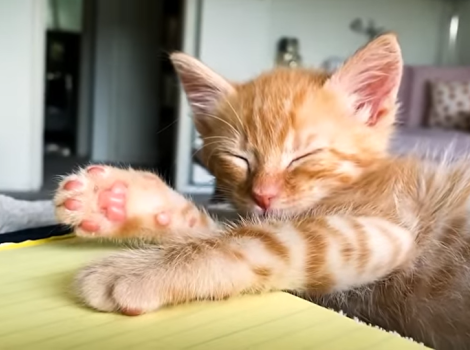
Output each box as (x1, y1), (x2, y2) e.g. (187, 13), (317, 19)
(325, 33), (403, 126)
(170, 52), (235, 134)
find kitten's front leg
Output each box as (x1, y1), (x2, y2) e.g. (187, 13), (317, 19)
(54, 165), (217, 241)
(76, 215), (416, 315)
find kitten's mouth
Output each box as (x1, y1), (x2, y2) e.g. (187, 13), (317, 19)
(251, 205), (284, 218)
(257, 207), (280, 218)
(251, 206), (267, 217)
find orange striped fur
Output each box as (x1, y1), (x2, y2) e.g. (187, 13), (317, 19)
(55, 34), (470, 349)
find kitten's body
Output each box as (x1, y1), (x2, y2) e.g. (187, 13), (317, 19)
(303, 157), (470, 349)
(54, 35), (470, 349)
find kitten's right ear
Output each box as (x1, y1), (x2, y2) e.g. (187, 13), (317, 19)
(170, 52), (235, 133)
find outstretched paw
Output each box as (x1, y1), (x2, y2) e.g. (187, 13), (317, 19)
(74, 250), (165, 315)
(54, 165), (206, 238)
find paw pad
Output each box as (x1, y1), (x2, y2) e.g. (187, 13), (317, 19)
(57, 166), (129, 235)
(80, 220), (100, 233)
(63, 180), (83, 191)
(155, 212), (171, 226)
(64, 199), (82, 211)
(87, 166), (106, 176)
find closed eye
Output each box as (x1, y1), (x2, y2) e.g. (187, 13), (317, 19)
(289, 149), (323, 167)
(227, 153), (250, 171)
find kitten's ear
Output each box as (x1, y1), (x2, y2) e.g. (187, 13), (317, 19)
(326, 33), (403, 126)
(170, 52), (235, 133)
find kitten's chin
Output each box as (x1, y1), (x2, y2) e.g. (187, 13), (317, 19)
(245, 205), (300, 219)
(235, 199), (320, 218)
(236, 206), (264, 218)
(234, 204), (269, 218)
(266, 201), (324, 218)
(266, 208), (303, 218)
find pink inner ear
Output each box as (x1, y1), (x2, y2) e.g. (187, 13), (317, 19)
(357, 74), (396, 126)
(180, 76), (220, 116)
(330, 34), (403, 126)
(170, 53), (235, 120)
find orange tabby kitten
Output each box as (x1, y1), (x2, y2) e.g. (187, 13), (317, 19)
(55, 34), (470, 349)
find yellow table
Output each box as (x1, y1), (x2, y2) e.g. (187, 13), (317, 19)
(0, 235), (428, 349)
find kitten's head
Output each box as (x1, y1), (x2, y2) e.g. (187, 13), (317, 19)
(171, 34), (403, 216)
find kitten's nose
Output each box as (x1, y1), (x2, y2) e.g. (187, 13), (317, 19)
(252, 186), (279, 211)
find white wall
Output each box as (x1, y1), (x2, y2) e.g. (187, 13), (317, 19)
(0, 0), (45, 191)
(199, 0), (273, 81)
(269, 0), (447, 67)
(199, 0), (448, 77)
(175, 0), (449, 193)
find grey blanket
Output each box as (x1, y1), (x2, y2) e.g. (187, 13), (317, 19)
(0, 195), (56, 234)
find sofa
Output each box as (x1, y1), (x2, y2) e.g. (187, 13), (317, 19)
(390, 65), (470, 160)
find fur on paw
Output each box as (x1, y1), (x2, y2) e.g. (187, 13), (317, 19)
(54, 165), (191, 238)
(74, 250), (165, 315)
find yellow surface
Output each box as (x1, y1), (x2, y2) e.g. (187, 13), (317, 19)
(0, 236), (428, 350)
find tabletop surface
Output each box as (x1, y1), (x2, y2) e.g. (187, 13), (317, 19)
(0, 236), (428, 350)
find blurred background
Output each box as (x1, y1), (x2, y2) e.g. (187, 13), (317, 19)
(0, 0), (468, 201)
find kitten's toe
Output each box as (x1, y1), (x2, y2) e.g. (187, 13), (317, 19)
(112, 275), (163, 315)
(74, 262), (120, 313)
(54, 165), (130, 237)
(74, 252), (164, 315)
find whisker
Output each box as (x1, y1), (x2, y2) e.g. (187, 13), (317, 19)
(202, 113), (240, 137)
(205, 147), (220, 168)
(191, 141), (228, 158)
(202, 136), (237, 146)
(223, 96), (244, 130)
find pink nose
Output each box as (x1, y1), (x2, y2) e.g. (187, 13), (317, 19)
(252, 187), (279, 211)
